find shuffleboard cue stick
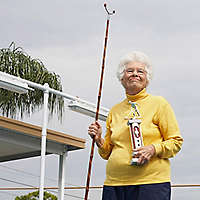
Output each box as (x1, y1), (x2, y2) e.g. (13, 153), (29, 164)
(84, 3), (115, 200)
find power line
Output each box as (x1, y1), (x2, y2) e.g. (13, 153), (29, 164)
(0, 165), (85, 199)
(0, 164), (89, 199)
(0, 177), (36, 188)
(0, 164), (78, 186)
(0, 177), (85, 199)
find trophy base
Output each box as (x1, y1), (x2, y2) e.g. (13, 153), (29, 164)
(130, 158), (138, 166)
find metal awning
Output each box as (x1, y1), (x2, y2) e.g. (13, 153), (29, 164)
(0, 116), (85, 162)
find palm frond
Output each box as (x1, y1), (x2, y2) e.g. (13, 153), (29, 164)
(0, 42), (64, 121)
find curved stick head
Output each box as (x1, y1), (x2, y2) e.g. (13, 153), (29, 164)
(104, 3), (115, 15)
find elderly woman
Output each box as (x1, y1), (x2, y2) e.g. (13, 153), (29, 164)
(88, 51), (183, 200)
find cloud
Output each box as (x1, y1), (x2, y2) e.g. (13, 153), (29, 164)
(0, 0), (200, 199)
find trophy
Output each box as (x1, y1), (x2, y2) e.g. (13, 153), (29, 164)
(126, 102), (143, 165)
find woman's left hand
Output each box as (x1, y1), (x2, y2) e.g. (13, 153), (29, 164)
(133, 145), (155, 165)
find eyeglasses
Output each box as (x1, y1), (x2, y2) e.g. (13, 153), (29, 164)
(125, 68), (146, 76)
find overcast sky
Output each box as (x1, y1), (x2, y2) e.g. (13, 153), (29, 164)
(0, 0), (200, 199)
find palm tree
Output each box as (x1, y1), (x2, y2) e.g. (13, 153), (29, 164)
(0, 42), (64, 120)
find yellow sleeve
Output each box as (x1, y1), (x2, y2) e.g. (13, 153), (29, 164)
(98, 112), (113, 160)
(153, 99), (183, 158)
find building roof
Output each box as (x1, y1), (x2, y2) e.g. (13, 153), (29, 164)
(0, 116), (85, 162)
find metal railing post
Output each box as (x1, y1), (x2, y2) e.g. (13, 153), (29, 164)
(39, 83), (49, 200)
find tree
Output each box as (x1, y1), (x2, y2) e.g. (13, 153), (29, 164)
(15, 190), (57, 200)
(0, 42), (64, 120)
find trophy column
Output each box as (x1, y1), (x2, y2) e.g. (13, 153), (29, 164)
(126, 101), (143, 165)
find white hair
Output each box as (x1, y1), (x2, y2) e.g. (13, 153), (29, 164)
(116, 51), (153, 83)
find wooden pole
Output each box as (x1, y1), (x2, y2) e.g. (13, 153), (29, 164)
(84, 3), (115, 200)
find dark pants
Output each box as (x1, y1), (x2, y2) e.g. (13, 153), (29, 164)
(102, 182), (171, 200)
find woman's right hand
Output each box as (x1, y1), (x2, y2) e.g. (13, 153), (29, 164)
(88, 121), (104, 147)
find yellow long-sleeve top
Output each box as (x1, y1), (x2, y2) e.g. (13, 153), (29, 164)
(98, 88), (183, 186)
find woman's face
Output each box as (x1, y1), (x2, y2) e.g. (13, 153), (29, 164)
(121, 61), (148, 95)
